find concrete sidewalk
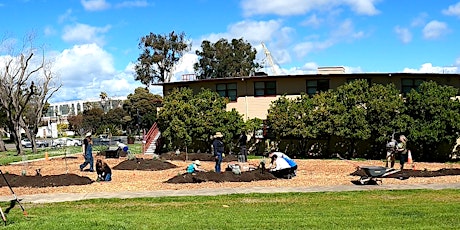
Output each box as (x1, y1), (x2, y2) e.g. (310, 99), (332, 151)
(1, 183), (459, 204)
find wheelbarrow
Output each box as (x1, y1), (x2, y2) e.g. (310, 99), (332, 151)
(358, 166), (400, 185)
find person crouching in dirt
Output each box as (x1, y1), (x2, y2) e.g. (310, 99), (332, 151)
(186, 160), (206, 174)
(268, 150), (298, 176)
(397, 135), (408, 170)
(96, 159), (112, 181)
(268, 154), (295, 179)
(212, 132), (225, 173)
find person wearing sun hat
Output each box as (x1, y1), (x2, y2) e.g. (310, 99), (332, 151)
(186, 160), (205, 174)
(212, 131), (225, 173)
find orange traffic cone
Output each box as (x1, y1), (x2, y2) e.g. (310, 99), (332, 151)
(407, 150), (413, 165)
(45, 152), (49, 161)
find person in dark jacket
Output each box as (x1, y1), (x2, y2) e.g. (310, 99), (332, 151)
(96, 159), (112, 181)
(212, 132), (225, 173)
(238, 132), (248, 163)
(79, 133), (94, 172)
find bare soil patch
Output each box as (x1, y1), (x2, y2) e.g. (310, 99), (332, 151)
(0, 153), (459, 197)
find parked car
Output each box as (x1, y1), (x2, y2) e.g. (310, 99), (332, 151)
(21, 139), (32, 148)
(52, 137), (82, 147)
(36, 140), (49, 147)
(21, 139), (49, 148)
(99, 134), (111, 142)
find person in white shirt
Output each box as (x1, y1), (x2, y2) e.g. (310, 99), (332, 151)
(269, 154), (294, 179)
(268, 150), (298, 177)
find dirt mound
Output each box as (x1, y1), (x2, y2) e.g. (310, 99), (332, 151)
(113, 158), (177, 171)
(350, 168), (460, 178)
(165, 170), (277, 183)
(160, 152), (238, 162)
(0, 174), (93, 188)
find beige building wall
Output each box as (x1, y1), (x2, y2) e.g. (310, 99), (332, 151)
(227, 95), (299, 121)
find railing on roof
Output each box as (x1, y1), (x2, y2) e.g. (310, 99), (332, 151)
(182, 74), (196, 81)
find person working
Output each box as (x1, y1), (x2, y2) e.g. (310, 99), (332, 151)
(95, 159), (112, 181)
(238, 131), (248, 163)
(186, 160), (206, 174)
(269, 154), (295, 179)
(79, 133), (94, 172)
(268, 150), (297, 176)
(212, 132), (225, 173)
(397, 135), (408, 170)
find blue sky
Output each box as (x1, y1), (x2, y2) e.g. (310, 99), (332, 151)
(1, 0), (460, 103)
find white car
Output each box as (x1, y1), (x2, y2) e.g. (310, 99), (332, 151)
(52, 138), (82, 147)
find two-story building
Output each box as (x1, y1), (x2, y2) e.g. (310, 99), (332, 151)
(156, 67), (460, 121)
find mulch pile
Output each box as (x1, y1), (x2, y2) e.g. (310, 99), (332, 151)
(3, 158), (459, 188)
(350, 168), (460, 178)
(0, 174), (93, 188)
(165, 170), (277, 183)
(112, 158), (177, 171)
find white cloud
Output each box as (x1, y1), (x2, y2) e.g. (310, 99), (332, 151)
(81, 0), (110, 11)
(442, 2), (460, 17)
(422, 20), (448, 40)
(44, 26), (57, 36)
(301, 14), (322, 28)
(62, 23), (111, 46)
(241, 0), (380, 17)
(411, 13), (428, 27)
(293, 19), (364, 58)
(49, 43), (146, 102)
(81, 0), (149, 11)
(402, 63), (458, 73)
(58, 9), (75, 24)
(394, 26), (412, 43)
(115, 0), (149, 8)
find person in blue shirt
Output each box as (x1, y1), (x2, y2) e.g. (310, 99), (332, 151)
(268, 150), (297, 178)
(186, 160), (205, 174)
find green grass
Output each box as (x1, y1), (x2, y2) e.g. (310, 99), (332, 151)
(1, 189), (459, 229)
(0, 144), (143, 165)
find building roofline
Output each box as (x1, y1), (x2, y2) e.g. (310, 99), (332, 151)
(152, 72), (460, 86)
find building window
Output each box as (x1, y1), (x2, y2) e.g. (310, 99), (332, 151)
(254, 81), (276, 96)
(401, 78), (425, 94)
(216, 83), (237, 101)
(306, 79), (329, 95)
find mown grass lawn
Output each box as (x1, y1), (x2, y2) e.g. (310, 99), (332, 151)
(2, 189), (459, 229)
(0, 144), (143, 165)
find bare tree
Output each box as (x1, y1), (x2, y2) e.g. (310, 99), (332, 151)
(0, 34), (61, 155)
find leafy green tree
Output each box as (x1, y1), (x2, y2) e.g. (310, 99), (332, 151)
(157, 88), (196, 151)
(82, 108), (104, 135)
(194, 38), (260, 79)
(267, 94), (325, 156)
(67, 113), (84, 136)
(123, 87), (162, 135)
(104, 107), (129, 135)
(327, 80), (371, 157)
(366, 83), (409, 157)
(158, 88), (244, 153)
(134, 31), (190, 85)
(404, 81), (460, 161)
